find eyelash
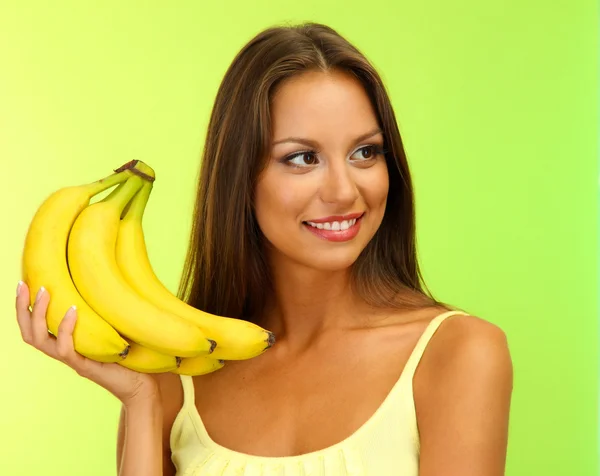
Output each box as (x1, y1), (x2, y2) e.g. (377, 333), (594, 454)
(282, 144), (388, 168)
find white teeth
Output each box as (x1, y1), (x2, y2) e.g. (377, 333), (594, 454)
(305, 218), (359, 231)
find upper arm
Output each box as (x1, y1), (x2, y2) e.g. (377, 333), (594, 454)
(116, 373), (182, 476)
(414, 315), (514, 476)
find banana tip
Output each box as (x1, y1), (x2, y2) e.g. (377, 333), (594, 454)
(175, 356), (182, 368)
(208, 339), (217, 354)
(266, 332), (276, 349)
(119, 345), (130, 359)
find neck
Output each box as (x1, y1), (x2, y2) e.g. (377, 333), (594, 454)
(260, 257), (368, 353)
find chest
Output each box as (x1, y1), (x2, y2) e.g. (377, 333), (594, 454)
(192, 326), (422, 457)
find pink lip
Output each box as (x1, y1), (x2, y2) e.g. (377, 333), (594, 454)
(302, 214), (364, 243)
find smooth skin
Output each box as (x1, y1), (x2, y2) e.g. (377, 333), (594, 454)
(16, 69), (512, 476)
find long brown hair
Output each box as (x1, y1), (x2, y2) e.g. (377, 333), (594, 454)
(178, 22), (455, 322)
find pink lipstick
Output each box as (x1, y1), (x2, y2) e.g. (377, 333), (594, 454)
(303, 213), (364, 242)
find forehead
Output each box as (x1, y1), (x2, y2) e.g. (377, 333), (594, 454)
(270, 69), (379, 141)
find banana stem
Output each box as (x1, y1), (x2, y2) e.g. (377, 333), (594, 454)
(106, 176), (144, 214)
(86, 170), (132, 197)
(102, 182), (126, 204)
(123, 181), (152, 221)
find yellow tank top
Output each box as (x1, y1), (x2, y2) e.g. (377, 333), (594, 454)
(170, 310), (468, 475)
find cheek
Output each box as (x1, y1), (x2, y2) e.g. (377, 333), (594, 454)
(254, 172), (313, 233)
(359, 163), (389, 215)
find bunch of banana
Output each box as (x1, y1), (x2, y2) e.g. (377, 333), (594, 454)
(21, 160), (275, 375)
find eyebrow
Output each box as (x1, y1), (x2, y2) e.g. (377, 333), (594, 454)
(272, 127), (383, 148)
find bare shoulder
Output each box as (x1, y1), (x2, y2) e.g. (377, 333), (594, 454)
(411, 312), (514, 475)
(423, 312), (512, 374)
(382, 305), (512, 370)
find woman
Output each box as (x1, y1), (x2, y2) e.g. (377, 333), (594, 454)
(15, 22), (513, 475)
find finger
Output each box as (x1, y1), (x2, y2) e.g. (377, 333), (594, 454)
(30, 286), (52, 349)
(15, 281), (33, 344)
(55, 306), (93, 377)
(56, 306), (82, 363)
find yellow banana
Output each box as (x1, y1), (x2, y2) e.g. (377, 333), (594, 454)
(119, 341), (180, 373)
(173, 356), (225, 376)
(21, 169), (132, 362)
(67, 174), (215, 358)
(116, 178), (275, 360)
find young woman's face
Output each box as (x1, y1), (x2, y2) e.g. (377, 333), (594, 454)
(254, 69), (389, 272)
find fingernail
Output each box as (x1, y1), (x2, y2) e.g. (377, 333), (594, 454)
(67, 305), (77, 319)
(35, 286), (45, 303)
(16, 281), (23, 297)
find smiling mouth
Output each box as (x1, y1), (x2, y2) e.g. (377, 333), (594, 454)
(301, 213), (365, 242)
(303, 215), (362, 231)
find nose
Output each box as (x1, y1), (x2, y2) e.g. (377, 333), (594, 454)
(318, 161), (359, 207)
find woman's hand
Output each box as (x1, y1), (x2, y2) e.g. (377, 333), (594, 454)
(15, 281), (159, 406)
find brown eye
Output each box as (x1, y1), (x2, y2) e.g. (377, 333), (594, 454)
(287, 152), (319, 167)
(360, 146), (374, 159)
(350, 145), (383, 162)
(302, 153), (318, 164)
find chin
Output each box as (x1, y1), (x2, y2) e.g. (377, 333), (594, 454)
(299, 248), (363, 272)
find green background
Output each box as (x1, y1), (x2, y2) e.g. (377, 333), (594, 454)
(1, 1), (597, 475)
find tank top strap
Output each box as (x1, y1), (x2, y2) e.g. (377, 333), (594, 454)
(401, 310), (470, 382)
(178, 374), (196, 409)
